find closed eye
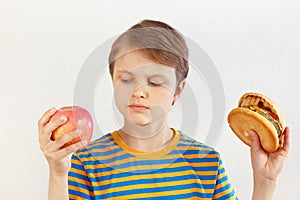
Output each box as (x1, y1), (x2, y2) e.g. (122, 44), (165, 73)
(120, 78), (133, 84)
(148, 81), (162, 86)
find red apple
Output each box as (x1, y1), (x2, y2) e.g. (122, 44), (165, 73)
(50, 106), (93, 148)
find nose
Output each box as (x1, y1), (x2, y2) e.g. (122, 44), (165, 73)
(132, 86), (148, 99)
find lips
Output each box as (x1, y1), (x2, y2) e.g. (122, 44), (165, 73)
(128, 104), (149, 111)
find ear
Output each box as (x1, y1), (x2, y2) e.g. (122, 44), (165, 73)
(173, 79), (186, 103)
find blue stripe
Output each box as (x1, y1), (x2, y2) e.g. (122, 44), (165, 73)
(80, 149), (218, 163)
(85, 164), (218, 175)
(87, 139), (116, 148)
(71, 154), (80, 161)
(86, 143), (117, 150)
(68, 180), (93, 193)
(85, 165), (218, 182)
(68, 171), (90, 182)
(93, 133), (113, 141)
(171, 149), (218, 155)
(177, 143), (214, 151)
(80, 148), (124, 158)
(80, 155), (218, 167)
(218, 166), (225, 174)
(135, 192), (213, 200)
(218, 174), (228, 185)
(179, 138), (197, 143)
(91, 173), (217, 190)
(87, 152), (133, 163)
(70, 163), (85, 171)
(80, 148), (122, 158)
(81, 154), (218, 166)
(96, 183), (213, 199)
(69, 189), (93, 199)
(215, 182), (231, 195)
(214, 188), (236, 200)
(184, 157), (219, 163)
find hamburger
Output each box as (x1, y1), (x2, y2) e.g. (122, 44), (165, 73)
(228, 92), (286, 152)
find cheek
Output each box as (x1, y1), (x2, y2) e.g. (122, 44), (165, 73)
(114, 86), (130, 112)
(152, 88), (174, 107)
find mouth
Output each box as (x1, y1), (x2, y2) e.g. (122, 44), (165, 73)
(128, 104), (149, 111)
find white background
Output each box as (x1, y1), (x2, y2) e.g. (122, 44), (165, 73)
(1, 0), (299, 199)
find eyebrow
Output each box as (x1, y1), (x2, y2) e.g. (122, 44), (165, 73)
(116, 70), (168, 79)
(116, 70), (134, 75)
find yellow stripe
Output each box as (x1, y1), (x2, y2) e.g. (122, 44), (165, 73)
(213, 187), (234, 199)
(69, 167), (89, 178)
(83, 161), (219, 177)
(88, 132), (213, 151)
(89, 134), (114, 144)
(87, 164), (218, 180)
(94, 179), (213, 196)
(90, 169), (217, 187)
(80, 149), (218, 168)
(80, 144), (216, 156)
(216, 179), (229, 190)
(80, 153), (218, 167)
(99, 187), (213, 199)
(69, 194), (86, 199)
(69, 176), (92, 187)
(69, 159), (92, 177)
(83, 160), (218, 176)
(77, 150), (217, 164)
(68, 185), (94, 197)
(88, 140), (115, 149)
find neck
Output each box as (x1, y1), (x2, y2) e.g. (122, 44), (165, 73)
(118, 118), (174, 152)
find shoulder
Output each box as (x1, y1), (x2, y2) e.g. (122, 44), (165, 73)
(73, 131), (116, 158)
(176, 129), (222, 159)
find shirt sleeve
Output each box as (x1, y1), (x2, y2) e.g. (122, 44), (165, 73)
(68, 152), (94, 200)
(212, 153), (238, 200)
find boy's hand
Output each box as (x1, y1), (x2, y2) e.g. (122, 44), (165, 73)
(38, 107), (86, 176)
(249, 127), (290, 181)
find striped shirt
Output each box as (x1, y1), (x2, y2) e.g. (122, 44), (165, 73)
(68, 128), (238, 199)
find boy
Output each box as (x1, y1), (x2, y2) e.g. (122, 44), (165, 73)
(38, 19), (290, 199)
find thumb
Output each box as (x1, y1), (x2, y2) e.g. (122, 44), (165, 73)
(249, 129), (262, 153)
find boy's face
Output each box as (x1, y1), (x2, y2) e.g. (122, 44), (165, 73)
(112, 51), (181, 128)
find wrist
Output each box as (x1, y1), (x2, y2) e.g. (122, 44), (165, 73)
(253, 173), (278, 184)
(48, 163), (70, 178)
(49, 168), (69, 179)
(252, 175), (277, 200)
(48, 170), (69, 200)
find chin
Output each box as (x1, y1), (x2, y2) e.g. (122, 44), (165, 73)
(134, 122), (151, 127)
(128, 113), (151, 126)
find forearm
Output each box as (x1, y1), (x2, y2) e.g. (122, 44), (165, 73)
(252, 176), (277, 200)
(48, 172), (69, 200)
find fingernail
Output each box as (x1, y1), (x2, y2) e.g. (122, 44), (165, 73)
(60, 116), (67, 121)
(248, 130), (255, 136)
(50, 107), (56, 113)
(76, 129), (82, 135)
(81, 139), (87, 146)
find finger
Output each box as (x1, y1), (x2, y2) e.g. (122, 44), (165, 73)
(283, 126), (291, 153)
(43, 139), (86, 163)
(38, 107), (57, 129)
(43, 115), (68, 136)
(279, 133), (285, 148)
(249, 129), (262, 154)
(54, 140), (87, 161)
(39, 115), (67, 145)
(48, 129), (83, 152)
